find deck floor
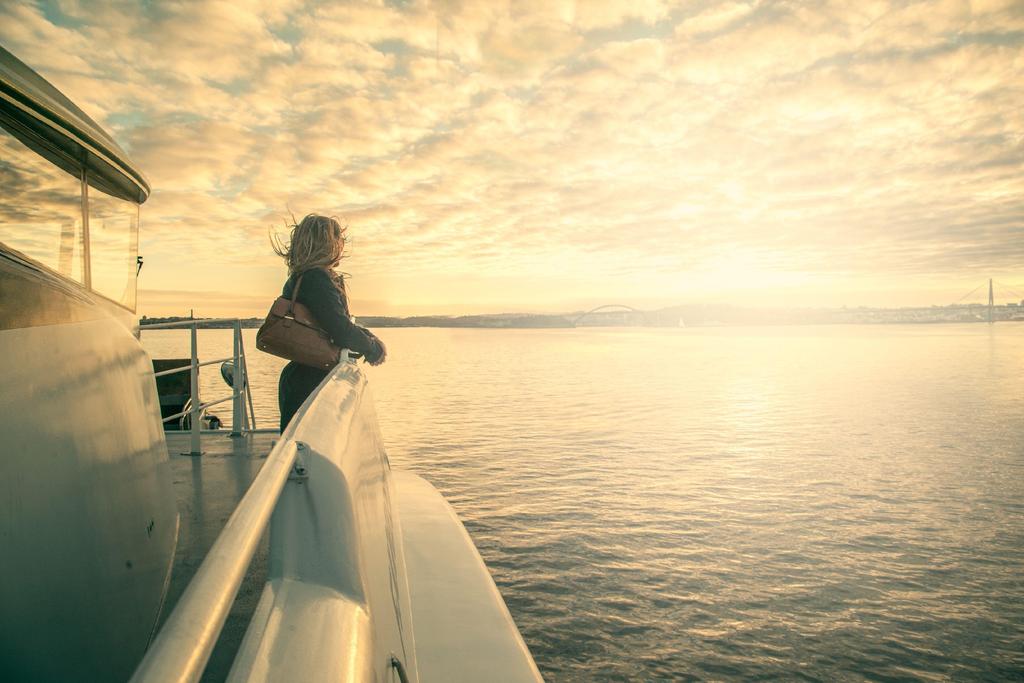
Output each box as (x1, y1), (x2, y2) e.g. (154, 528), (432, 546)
(158, 430), (279, 682)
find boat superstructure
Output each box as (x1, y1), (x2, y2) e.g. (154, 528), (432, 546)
(0, 45), (177, 682)
(0, 44), (541, 682)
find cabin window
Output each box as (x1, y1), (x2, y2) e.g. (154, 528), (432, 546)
(88, 187), (139, 309)
(0, 124), (86, 283)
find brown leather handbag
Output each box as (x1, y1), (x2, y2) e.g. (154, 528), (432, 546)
(256, 273), (341, 370)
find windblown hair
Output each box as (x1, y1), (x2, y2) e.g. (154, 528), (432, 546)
(271, 214), (347, 275)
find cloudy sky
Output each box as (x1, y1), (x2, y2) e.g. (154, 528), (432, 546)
(2, 0), (1022, 316)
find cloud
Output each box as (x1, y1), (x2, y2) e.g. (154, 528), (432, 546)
(1, 0), (1021, 315)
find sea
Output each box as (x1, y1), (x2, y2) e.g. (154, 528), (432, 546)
(142, 324), (1024, 681)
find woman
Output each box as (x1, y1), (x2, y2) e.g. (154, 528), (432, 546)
(273, 214), (386, 430)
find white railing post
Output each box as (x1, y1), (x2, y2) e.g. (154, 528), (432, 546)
(241, 345), (255, 431)
(231, 321), (244, 437)
(140, 317), (256, 436)
(188, 322), (203, 455)
(241, 349), (252, 431)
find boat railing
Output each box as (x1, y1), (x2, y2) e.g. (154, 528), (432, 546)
(128, 359), (361, 683)
(128, 437), (303, 683)
(140, 318), (258, 454)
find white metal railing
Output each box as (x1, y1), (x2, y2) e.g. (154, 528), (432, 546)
(128, 439), (303, 683)
(140, 318), (257, 453)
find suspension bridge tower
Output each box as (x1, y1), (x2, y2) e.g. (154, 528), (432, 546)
(988, 278), (994, 324)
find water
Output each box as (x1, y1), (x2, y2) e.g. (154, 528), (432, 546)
(142, 324), (1024, 681)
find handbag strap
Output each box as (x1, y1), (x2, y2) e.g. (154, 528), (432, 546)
(288, 273), (305, 316)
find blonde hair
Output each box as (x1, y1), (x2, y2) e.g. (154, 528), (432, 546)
(271, 214), (347, 275)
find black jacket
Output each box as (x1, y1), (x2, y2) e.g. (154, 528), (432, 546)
(282, 268), (379, 358)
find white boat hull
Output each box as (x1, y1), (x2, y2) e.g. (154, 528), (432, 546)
(394, 471), (543, 683)
(0, 312), (178, 681)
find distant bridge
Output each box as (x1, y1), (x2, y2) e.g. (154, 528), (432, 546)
(956, 278), (1024, 323)
(572, 304), (650, 327)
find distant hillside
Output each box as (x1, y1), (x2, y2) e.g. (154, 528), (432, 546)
(140, 302), (1024, 330)
(357, 313), (574, 328)
(140, 312), (575, 329)
(140, 316), (264, 329)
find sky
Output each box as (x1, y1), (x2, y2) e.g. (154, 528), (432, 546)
(1, 0), (1022, 317)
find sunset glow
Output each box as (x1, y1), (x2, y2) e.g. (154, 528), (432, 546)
(2, 1), (1021, 316)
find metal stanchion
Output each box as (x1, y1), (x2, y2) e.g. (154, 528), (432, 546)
(186, 323), (203, 455)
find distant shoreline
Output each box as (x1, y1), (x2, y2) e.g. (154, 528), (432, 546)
(140, 303), (1024, 329)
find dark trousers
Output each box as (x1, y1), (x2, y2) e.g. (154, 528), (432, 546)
(278, 362), (329, 431)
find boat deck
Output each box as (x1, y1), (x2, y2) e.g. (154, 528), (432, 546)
(155, 428), (543, 683)
(158, 431), (279, 682)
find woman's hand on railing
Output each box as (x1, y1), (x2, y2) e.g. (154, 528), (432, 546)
(364, 335), (386, 366)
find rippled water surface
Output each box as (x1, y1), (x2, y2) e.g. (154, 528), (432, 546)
(143, 324), (1024, 681)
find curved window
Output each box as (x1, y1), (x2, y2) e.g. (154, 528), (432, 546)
(0, 123), (85, 283)
(88, 187), (139, 309)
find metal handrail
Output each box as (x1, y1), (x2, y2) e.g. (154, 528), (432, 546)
(160, 406), (191, 425)
(153, 364), (191, 379)
(391, 655), (411, 683)
(153, 357), (232, 379)
(128, 440), (302, 683)
(176, 398), (196, 432)
(160, 394), (237, 425)
(141, 319), (256, 448)
(141, 317), (247, 330)
(194, 394), (235, 412)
